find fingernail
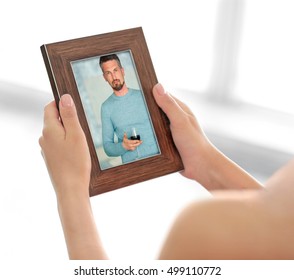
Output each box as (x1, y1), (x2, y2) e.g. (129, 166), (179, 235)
(61, 94), (73, 107)
(154, 83), (166, 96)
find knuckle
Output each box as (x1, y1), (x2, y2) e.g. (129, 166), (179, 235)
(41, 126), (52, 139)
(38, 136), (44, 148)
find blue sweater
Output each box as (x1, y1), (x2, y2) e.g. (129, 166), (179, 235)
(101, 88), (160, 163)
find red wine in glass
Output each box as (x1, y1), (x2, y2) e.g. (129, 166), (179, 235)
(130, 127), (140, 140)
(130, 135), (140, 140)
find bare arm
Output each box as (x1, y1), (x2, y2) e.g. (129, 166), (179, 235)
(57, 192), (107, 259)
(39, 95), (108, 259)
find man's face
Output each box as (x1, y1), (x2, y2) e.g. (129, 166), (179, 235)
(101, 59), (125, 91)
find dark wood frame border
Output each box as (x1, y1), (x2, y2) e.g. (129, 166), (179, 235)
(41, 27), (183, 196)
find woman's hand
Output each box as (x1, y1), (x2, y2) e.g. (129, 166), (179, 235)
(153, 83), (211, 181)
(153, 83), (262, 190)
(39, 94), (91, 199)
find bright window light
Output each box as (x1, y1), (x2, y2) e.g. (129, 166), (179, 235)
(235, 0), (294, 114)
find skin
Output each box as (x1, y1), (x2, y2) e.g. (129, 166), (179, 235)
(159, 163), (294, 259)
(101, 59), (128, 95)
(39, 84), (294, 260)
(101, 59), (142, 151)
(39, 94), (107, 259)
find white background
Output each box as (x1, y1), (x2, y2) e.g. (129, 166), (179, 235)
(1, 0), (294, 279)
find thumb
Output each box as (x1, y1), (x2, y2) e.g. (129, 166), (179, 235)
(152, 83), (186, 126)
(59, 94), (82, 133)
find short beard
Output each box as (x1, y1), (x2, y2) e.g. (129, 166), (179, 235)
(112, 80), (125, 91)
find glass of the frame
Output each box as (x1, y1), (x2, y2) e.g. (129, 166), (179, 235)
(71, 50), (160, 170)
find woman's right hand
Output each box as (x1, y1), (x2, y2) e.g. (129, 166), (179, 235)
(153, 83), (211, 182)
(153, 83), (262, 191)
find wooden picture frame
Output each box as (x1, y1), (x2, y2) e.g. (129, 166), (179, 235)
(41, 27), (183, 196)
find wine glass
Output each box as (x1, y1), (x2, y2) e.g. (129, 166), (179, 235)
(130, 127), (141, 158)
(130, 127), (140, 140)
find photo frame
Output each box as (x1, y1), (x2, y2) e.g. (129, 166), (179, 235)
(41, 27), (183, 196)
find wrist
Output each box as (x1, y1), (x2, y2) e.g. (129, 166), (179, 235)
(56, 188), (90, 220)
(203, 145), (229, 190)
(55, 181), (90, 205)
(198, 143), (262, 191)
(183, 139), (230, 190)
(193, 142), (223, 189)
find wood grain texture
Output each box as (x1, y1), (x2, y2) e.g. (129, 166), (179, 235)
(41, 27), (183, 196)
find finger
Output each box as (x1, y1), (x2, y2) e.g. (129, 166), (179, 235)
(42, 101), (64, 140)
(43, 100), (60, 127)
(123, 133), (129, 145)
(130, 140), (142, 146)
(153, 83), (190, 126)
(134, 141), (143, 147)
(59, 94), (82, 134)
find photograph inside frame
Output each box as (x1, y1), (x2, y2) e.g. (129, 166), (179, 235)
(71, 50), (161, 170)
(41, 27), (183, 195)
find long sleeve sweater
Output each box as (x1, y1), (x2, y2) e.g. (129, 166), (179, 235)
(101, 88), (160, 163)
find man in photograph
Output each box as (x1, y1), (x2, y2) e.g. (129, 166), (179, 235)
(99, 53), (159, 164)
